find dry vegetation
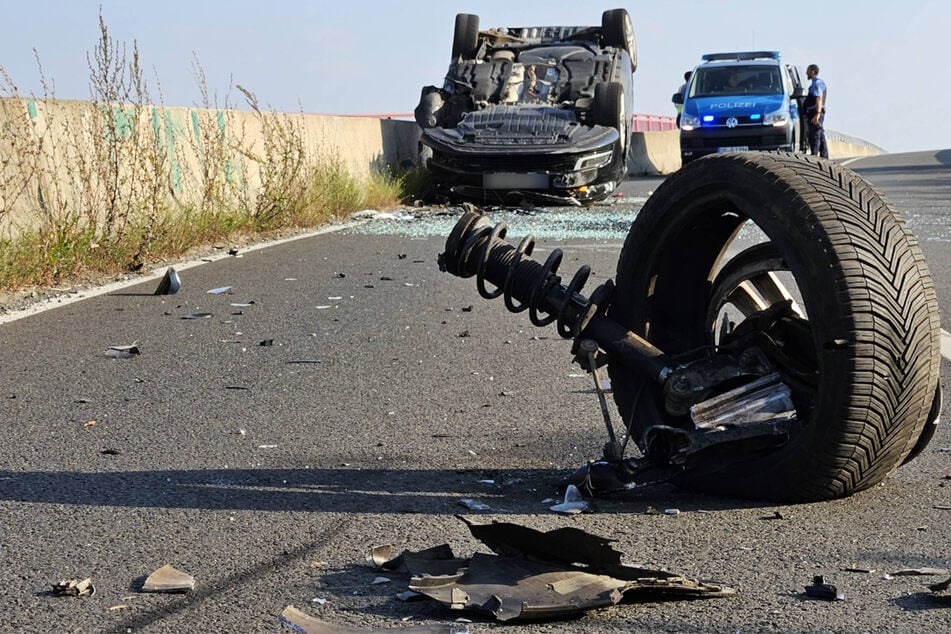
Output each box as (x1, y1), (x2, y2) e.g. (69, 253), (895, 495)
(0, 12), (423, 293)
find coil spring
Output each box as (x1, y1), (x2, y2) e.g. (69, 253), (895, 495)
(470, 220), (592, 339)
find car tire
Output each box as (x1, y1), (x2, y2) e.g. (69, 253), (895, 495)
(593, 82), (626, 150)
(607, 152), (941, 502)
(452, 14), (480, 60)
(601, 9), (636, 71)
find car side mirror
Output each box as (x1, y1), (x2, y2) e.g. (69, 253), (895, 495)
(792, 87), (806, 99)
(671, 92), (684, 105)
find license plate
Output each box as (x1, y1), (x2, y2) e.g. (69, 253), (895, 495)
(717, 146), (749, 152)
(483, 172), (548, 189)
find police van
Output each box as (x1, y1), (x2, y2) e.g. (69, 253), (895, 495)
(672, 51), (806, 163)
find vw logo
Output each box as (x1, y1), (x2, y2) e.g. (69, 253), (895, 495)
(726, 117), (739, 128)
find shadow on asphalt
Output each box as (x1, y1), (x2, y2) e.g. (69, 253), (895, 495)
(0, 467), (773, 514)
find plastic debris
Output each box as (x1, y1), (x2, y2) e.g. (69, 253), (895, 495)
(154, 267), (181, 295)
(803, 575), (844, 601)
(180, 312), (213, 319)
(52, 577), (95, 597)
(457, 498), (491, 511)
(406, 517), (734, 622)
(549, 484), (589, 515)
(370, 576), (391, 585)
(207, 286), (232, 294)
(141, 564), (195, 593)
(106, 344), (140, 359)
(886, 567), (949, 577)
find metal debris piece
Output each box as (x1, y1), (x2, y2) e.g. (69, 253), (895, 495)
(841, 566), (874, 574)
(371, 576), (391, 585)
(207, 286), (232, 294)
(180, 312), (213, 319)
(803, 575), (844, 601)
(549, 484), (589, 515)
(106, 344), (140, 359)
(886, 567), (949, 577)
(154, 267), (181, 295)
(279, 605), (467, 633)
(52, 578), (95, 597)
(141, 564), (195, 593)
(760, 511), (784, 520)
(259, 339), (274, 347)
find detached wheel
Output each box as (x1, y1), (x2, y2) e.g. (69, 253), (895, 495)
(452, 14), (480, 59)
(607, 152), (941, 502)
(601, 9), (636, 71)
(593, 82), (627, 154)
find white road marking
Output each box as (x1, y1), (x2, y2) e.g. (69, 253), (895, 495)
(0, 220), (364, 326)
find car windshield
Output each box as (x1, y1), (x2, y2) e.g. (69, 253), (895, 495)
(689, 65), (784, 97)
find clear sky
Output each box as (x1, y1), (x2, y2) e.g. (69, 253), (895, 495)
(0, 1), (946, 154)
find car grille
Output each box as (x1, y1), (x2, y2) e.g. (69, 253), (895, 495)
(681, 130), (788, 150)
(433, 151), (579, 172)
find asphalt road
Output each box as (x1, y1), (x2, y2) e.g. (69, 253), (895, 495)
(0, 152), (948, 633)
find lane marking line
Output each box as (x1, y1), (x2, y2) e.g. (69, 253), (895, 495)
(0, 220), (365, 326)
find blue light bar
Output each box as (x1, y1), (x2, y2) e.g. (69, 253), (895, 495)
(702, 115), (714, 122)
(750, 113), (761, 120)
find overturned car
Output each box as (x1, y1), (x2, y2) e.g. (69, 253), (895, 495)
(415, 9), (636, 206)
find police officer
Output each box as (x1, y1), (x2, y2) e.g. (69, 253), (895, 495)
(804, 64), (828, 158)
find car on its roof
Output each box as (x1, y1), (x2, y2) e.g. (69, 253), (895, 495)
(414, 9), (636, 206)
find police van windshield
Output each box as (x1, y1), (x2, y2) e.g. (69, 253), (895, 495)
(689, 65), (784, 97)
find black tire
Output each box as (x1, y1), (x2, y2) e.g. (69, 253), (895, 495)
(452, 14), (480, 60)
(607, 152), (941, 502)
(593, 82), (626, 154)
(601, 9), (637, 71)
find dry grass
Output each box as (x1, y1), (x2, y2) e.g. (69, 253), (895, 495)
(0, 10), (423, 292)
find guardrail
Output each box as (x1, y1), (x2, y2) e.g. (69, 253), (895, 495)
(631, 113), (677, 132)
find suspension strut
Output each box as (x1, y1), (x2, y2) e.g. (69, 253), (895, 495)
(439, 205), (672, 384)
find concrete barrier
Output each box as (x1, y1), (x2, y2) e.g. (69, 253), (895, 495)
(0, 97), (420, 236)
(627, 128), (885, 176)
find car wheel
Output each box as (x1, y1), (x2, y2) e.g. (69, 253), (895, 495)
(607, 152), (941, 502)
(601, 9), (636, 71)
(593, 82), (627, 156)
(452, 13), (480, 60)
(901, 384), (942, 465)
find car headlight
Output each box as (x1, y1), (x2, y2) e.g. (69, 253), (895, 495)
(680, 113), (701, 130)
(764, 109), (789, 127)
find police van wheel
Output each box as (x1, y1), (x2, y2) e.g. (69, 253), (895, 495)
(607, 152), (941, 502)
(451, 14), (480, 59)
